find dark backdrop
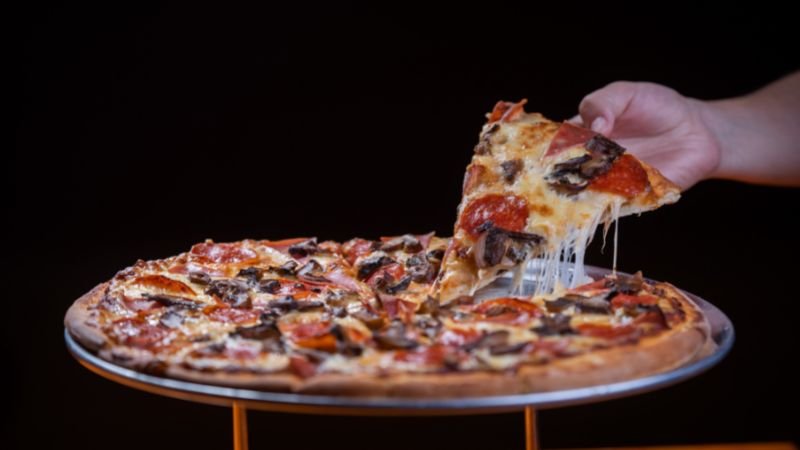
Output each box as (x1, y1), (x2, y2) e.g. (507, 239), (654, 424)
(14, 4), (799, 449)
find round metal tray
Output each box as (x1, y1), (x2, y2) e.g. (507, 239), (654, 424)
(65, 266), (733, 416)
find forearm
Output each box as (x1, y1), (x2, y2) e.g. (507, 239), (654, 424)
(699, 72), (800, 186)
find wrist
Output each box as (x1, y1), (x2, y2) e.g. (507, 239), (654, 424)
(691, 96), (747, 182)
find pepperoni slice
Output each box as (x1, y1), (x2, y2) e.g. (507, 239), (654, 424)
(437, 328), (482, 347)
(133, 275), (195, 296)
(109, 318), (171, 350)
(569, 278), (612, 294)
(588, 154), (650, 198)
(545, 122), (597, 157)
(610, 293), (659, 308)
(379, 295), (416, 323)
(487, 99), (527, 124)
(207, 306), (260, 325)
(394, 344), (451, 366)
(473, 297), (542, 324)
(263, 237), (310, 255)
(168, 262), (225, 277)
(281, 321), (337, 352)
(459, 194), (529, 238)
(366, 263), (406, 287)
(342, 238), (377, 265)
(190, 242), (259, 264)
(289, 355), (317, 378)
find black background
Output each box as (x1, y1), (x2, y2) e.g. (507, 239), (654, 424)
(14, 4), (799, 449)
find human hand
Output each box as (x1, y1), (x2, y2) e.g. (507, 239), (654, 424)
(572, 82), (722, 190)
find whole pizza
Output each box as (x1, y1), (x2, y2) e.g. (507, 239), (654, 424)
(65, 102), (712, 397)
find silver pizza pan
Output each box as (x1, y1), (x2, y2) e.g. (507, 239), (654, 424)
(65, 265), (733, 416)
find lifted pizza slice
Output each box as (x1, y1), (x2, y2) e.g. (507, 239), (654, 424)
(432, 100), (680, 304)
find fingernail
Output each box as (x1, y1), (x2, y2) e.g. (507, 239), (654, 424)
(590, 117), (606, 133)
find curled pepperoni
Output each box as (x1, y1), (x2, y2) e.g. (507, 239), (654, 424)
(488, 99), (528, 124)
(190, 242), (258, 264)
(341, 238), (378, 265)
(133, 275), (195, 296)
(610, 293), (659, 308)
(588, 154), (650, 198)
(459, 194), (529, 238)
(545, 122), (597, 157)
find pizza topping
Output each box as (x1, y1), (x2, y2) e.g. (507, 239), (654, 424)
(188, 271), (211, 285)
(500, 159), (523, 183)
(532, 314), (574, 336)
(545, 122), (598, 157)
(380, 234), (423, 253)
(142, 293), (201, 310)
(159, 310), (185, 329)
(379, 294), (416, 322)
(545, 293), (611, 314)
(109, 318), (172, 351)
(258, 279), (281, 294)
(356, 254), (395, 280)
(271, 260), (299, 276)
(234, 267), (262, 286)
(473, 222), (543, 268)
(350, 307), (385, 330)
(288, 238), (319, 258)
(473, 297), (542, 324)
(133, 275), (195, 296)
(208, 307), (260, 324)
(268, 296), (299, 311)
(297, 260), (330, 283)
(341, 238), (379, 265)
(489, 342), (529, 355)
(289, 355), (317, 378)
(233, 316), (281, 341)
(405, 254), (438, 283)
(588, 154), (649, 198)
(487, 99), (527, 124)
(206, 279), (252, 309)
(611, 271), (645, 295)
(374, 321), (418, 350)
(459, 194), (529, 238)
(190, 241), (258, 264)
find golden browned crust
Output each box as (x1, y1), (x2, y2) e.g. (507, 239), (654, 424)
(642, 160), (681, 206)
(64, 283), (111, 352)
(165, 366), (302, 392)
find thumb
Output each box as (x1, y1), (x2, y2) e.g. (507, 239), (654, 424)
(577, 81), (639, 136)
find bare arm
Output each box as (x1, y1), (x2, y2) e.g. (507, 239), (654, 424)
(574, 72), (800, 190)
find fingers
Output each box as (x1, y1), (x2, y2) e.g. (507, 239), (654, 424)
(577, 81), (640, 136)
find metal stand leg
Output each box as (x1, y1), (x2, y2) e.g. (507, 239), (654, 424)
(525, 406), (539, 450)
(233, 402), (249, 450)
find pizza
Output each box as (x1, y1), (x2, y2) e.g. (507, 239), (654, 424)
(432, 100), (680, 303)
(65, 101), (709, 397)
(65, 236), (710, 397)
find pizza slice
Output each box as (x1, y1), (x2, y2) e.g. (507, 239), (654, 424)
(431, 100), (680, 304)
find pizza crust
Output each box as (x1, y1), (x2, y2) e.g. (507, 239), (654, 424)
(66, 280), (711, 398)
(65, 283), (111, 352)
